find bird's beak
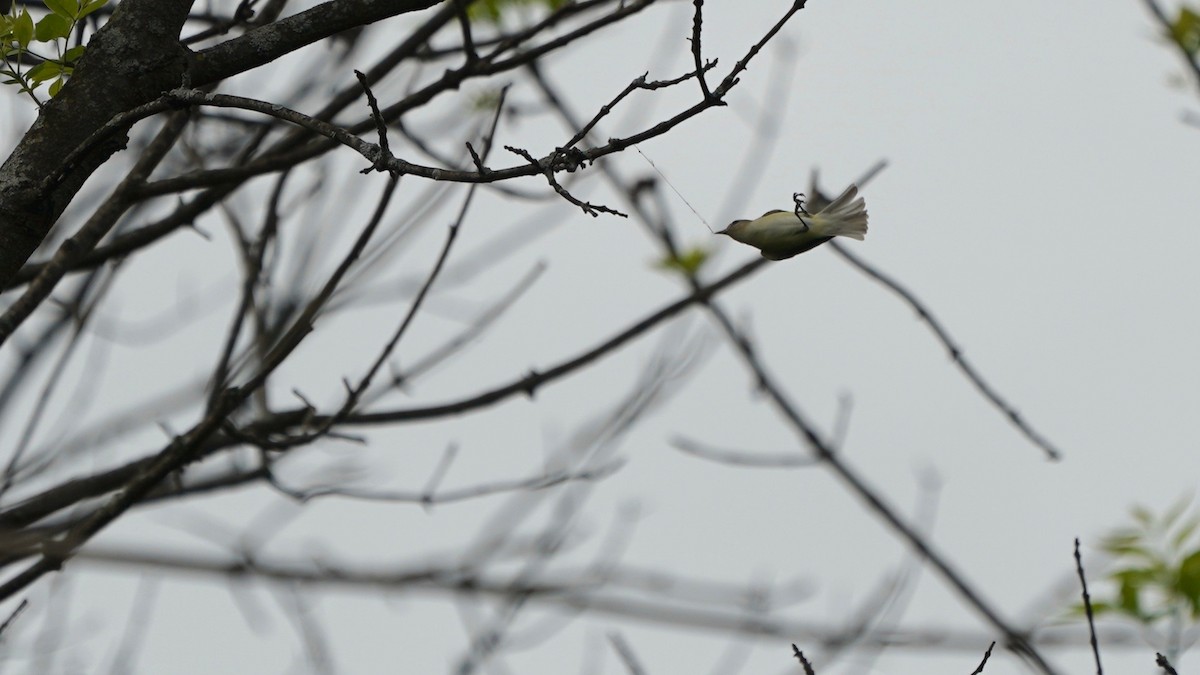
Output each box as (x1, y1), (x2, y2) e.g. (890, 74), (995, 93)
(717, 220), (746, 236)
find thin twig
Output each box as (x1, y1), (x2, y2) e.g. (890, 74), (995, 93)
(381, 262), (546, 392)
(163, 88), (391, 173)
(525, 59), (1060, 674)
(0, 166), (403, 601)
(704, 301), (1059, 675)
(791, 644), (816, 675)
(317, 461), (622, 505)
(829, 241), (1062, 461)
(609, 632), (649, 675)
(670, 436), (815, 468)
(0, 598), (29, 637)
(688, 0), (717, 102)
(970, 642), (996, 675)
(421, 443), (460, 506)
(354, 69), (393, 173)
(504, 144), (627, 218)
(127, 0), (786, 198)
(452, 0), (479, 63)
(325, 87), (511, 428)
(182, 0), (259, 44)
(0, 257), (771, 532)
(1074, 538), (1103, 675)
(711, 1), (807, 100)
(104, 578), (159, 674)
(347, 257), (765, 424)
(1156, 652), (1179, 675)
(207, 171), (289, 412)
(560, 63), (719, 151)
(0, 112), (190, 349)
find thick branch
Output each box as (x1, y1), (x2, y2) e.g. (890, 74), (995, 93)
(0, 0), (193, 287)
(190, 0), (443, 85)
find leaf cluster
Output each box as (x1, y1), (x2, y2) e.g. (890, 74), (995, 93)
(1089, 497), (1200, 625)
(0, 0), (106, 102)
(1172, 5), (1200, 56)
(655, 246), (712, 277)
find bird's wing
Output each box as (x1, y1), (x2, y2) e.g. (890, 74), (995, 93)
(758, 209), (811, 235)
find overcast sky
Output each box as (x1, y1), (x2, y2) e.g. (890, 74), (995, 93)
(1, 1), (1198, 674)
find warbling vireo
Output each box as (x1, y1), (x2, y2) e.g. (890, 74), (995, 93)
(717, 184), (868, 260)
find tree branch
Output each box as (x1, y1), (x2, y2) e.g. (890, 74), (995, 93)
(0, 0), (193, 287)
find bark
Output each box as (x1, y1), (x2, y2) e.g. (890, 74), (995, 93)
(0, 0), (442, 288)
(0, 0), (194, 287)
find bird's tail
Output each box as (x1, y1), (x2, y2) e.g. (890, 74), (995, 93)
(814, 184), (868, 240)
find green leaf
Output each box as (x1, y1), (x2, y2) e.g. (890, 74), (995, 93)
(1171, 7), (1200, 56)
(467, 0), (502, 23)
(43, 0), (70, 19)
(48, 75), (63, 96)
(62, 44), (85, 62)
(77, 0), (108, 21)
(656, 247), (711, 276)
(26, 60), (60, 83)
(44, 0), (80, 20)
(1179, 550), (1200, 615)
(469, 88), (502, 111)
(35, 13), (71, 42)
(14, 8), (34, 48)
(1116, 577), (1144, 618)
(1100, 532), (1158, 560)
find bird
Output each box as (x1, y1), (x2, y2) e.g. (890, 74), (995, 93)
(717, 184), (868, 260)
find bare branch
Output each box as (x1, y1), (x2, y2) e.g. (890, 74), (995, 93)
(189, 0), (444, 85)
(1073, 539), (1103, 675)
(268, 459), (624, 506)
(504, 144), (627, 218)
(670, 436), (817, 468)
(0, 598), (29, 638)
(792, 645), (816, 675)
(971, 642), (997, 675)
(0, 113), (190, 347)
(829, 240), (1063, 461)
(701, 303), (1061, 675)
(688, 0), (717, 102)
(609, 632), (650, 675)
